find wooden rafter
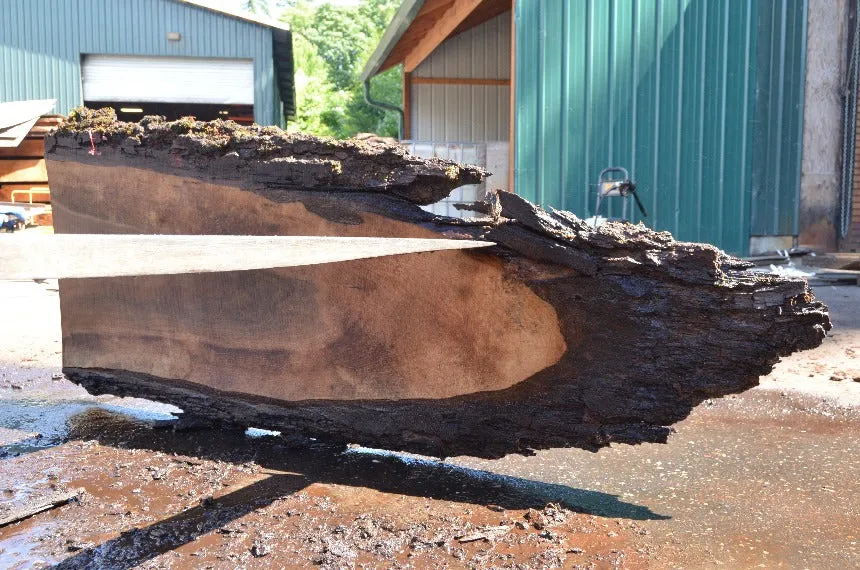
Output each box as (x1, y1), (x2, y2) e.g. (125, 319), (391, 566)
(453, 0), (511, 36)
(420, 0), (455, 15)
(403, 0), (485, 72)
(412, 77), (509, 85)
(376, 0), (511, 74)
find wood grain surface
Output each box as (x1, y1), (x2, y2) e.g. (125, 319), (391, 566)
(49, 161), (566, 401)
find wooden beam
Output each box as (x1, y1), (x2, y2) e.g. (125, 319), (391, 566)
(404, 0), (485, 72)
(0, 139), (45, 158)
(0, 158), (48, 183)
(420, 0), (455, 13)
(381, 4), (455, 70)
(403, 71), (413, 139)
(411, 77), (510, 86)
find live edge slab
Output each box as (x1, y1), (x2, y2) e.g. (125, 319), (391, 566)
(44, 109), (830, 458)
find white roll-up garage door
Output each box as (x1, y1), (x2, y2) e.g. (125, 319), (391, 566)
(82, 55), (254, 105)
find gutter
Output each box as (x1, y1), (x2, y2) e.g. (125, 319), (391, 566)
(359, 0), (428, 139)
(363, 78), (405, 140)
(359, 0), (425, 81)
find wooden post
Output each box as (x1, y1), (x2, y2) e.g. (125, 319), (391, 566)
(403, 70), (412, 140)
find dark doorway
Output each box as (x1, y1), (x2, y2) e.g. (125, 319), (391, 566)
(84, 102), (255, 124)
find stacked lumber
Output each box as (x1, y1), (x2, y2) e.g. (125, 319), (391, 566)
(45, 109), (831, 458)
(0, 115), (61, 205)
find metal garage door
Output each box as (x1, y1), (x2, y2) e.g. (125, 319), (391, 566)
(82, 55), (254, 105)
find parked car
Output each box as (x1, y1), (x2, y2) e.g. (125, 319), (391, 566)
(1, 208), (27, 232)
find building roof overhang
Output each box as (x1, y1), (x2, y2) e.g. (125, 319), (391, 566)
(360, 0), (511, 80)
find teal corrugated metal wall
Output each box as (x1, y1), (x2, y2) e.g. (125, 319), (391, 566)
(0, 0), (282, 125)
(514, 0), (808, 255)
(750, 0), (808, 237)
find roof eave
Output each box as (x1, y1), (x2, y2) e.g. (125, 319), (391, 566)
(173, 0), (291, 32)
(359, 0), (425, 81)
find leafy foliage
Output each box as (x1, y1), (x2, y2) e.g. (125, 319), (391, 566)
(278, 0), (402, 138)
(242, 0), (271, 16)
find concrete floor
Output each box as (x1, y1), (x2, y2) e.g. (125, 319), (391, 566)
(0, 279), (858, 568)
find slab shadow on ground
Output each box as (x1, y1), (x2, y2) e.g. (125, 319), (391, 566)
(31, 408), (668, 569)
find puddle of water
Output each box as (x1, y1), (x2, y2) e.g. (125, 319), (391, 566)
(244, 427), (281, 438)
(0, 521), (62, 570)
(0, 395), (180, 457)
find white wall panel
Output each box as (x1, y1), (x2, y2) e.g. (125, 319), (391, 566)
(410, 11), (512, 142)
(403, 141), (510, 218)
(413, 12), (511, 79)
(412, 85), (510, 141)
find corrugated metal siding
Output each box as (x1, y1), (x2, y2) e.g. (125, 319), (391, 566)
(750, 0), (808, 237)
(514, 0), (808, 255)
(0, 0), (281, 125)
(411, 12), (511, 141)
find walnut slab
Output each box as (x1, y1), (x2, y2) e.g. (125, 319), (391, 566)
(45, 110), (831, 458)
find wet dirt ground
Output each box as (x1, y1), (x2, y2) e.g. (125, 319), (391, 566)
(0, 279), (858, 569)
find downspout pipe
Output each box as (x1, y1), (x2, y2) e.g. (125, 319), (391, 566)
(363, 78), (405, 140)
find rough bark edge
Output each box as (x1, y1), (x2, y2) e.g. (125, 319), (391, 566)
(65, 367), (673, 460)
(46, 108), (486, 205)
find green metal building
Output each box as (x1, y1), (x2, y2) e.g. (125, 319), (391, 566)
(514, 0), (807, 255)
(1, 0), (295, 126)
(363, 0), (816, 255)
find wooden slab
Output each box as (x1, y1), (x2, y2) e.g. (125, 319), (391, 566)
(0, 100), (56, 131)
(45, 112), (831, 458)
(0, 139), (45, 158)
(0, 184), (50, 203)
(0, 100), (56, 148)
(0, 159), (48, 183)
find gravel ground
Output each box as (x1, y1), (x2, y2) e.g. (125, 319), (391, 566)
(0, 278), (858, 569)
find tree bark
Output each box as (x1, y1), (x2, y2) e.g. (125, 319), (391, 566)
(46, 111), (830, 458)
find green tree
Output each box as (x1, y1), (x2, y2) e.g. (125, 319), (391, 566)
(278, 0), (402, 138)
(242, 0), (271, 16)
